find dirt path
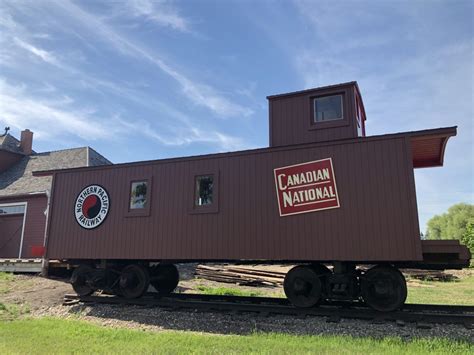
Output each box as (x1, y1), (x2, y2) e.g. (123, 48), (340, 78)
(0, 275), (73, 311)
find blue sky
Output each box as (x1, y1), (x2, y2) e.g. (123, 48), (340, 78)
(0, 0), (472, 232)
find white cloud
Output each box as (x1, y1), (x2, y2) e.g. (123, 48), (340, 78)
(54, 0), (252, 118)
(0, 78), (249, 152)
(13, 37), (61, 66)
(113, 116), (248, 152)
(0, 79), (109, 141)
(126, 0), (189, 32)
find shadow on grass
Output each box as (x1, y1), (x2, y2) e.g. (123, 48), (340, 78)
(65, 302), (283, 335)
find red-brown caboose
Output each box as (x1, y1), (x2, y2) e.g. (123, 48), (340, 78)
(36, 82), (471, 311)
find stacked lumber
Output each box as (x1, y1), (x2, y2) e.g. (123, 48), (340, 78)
(195, 265), (285, 287)
(401, 269), (457, 281)
(195, 265), (457, 286)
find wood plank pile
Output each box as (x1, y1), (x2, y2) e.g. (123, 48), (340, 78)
(401, 269), (457, 281)
(195, 265), (285, 287)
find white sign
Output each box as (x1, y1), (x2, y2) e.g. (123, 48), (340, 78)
(74, 185), (110, 229)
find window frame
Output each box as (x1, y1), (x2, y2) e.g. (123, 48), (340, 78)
(125, 177), (152, 217)
(313, 94), (344, 123)
(308, 89), (350, 131)
(0, 203), (26, 215)
(189, 170), (219, 214)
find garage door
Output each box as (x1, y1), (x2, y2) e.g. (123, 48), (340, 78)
(0, 204), (26, 258)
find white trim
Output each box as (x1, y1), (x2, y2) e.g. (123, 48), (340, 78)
(86, 147), (90, 167)
(0, 202), (28, 258)
(18, 203), (27, 259)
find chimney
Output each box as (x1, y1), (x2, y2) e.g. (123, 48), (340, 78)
(20, 129), (33, 155)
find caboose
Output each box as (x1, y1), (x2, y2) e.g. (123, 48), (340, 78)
(36, 82), (471, 311)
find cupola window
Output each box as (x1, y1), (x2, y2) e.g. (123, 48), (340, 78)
(314, 94), (343, 122)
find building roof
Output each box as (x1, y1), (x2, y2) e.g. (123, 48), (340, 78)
(266, 81), (359, 100)
(34, 127), (457, 178)
(0, 134), (25, 155)
(0, 147), (111, 197)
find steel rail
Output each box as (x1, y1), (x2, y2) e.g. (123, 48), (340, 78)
(63, 293), (474, 328)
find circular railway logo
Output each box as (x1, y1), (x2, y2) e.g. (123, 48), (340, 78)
(74, 184), (110, 229)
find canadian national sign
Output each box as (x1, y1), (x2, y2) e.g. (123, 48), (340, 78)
(75, 184), (110, 229)
(274, 158), (340, 217)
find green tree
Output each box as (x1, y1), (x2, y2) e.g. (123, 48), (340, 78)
(426, 203), (474, 240)
(460, 222), (474, 257)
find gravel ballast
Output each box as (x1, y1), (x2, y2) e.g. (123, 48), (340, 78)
(31, 303), (474, 342)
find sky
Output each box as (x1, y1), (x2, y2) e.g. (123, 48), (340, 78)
(0, 0), (472, 232)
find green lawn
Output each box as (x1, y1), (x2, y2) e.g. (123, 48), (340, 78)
(0, 272), (15, 294)
(194, 274), (474, 306)
(406, 275), (474, 305)
(196, 284), (265, 297)
(0, 318), (472, 355)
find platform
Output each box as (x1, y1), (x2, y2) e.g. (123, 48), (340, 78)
(0, 258), (43, 273)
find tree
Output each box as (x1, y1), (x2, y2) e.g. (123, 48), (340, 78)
(460, 222), (474, 259)
(425, 203), (474, 240)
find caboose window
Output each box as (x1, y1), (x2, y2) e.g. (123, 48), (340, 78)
(130, 181), (148, 209)
(195, 175), (213, 206)
(314, 94), (343, 122)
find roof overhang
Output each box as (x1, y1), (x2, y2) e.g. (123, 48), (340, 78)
(408, 126), (457, 168)
(0, 191), (48, 201)
(33, 126), (458, 176)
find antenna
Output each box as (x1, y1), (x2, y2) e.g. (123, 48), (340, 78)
(0, 127), (10, 138)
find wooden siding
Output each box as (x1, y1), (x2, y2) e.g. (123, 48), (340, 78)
(46, 136), (422, 262)
(21, 196), (47, 258)
(269, 84), (359, 147)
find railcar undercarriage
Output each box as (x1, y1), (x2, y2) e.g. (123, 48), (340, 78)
(66, 240), (470, 312)
(69, 261), (414, 312)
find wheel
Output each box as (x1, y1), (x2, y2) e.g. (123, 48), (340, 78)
(361, 265), (407, 312)
(284, 265), (322, 308)
(119, 264), (150, 299)
(70, 265), (95, 296)
(311, 263), (331, 276)
(150, 264), (179, 294)
(311, 263), (331, 302)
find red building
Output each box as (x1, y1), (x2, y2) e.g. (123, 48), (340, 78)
(0, 128), (110, 264)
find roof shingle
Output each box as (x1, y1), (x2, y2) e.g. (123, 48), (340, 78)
(0, 134), (25, 155)
(0, 147), (111, 196)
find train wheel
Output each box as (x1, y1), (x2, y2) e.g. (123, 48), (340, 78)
(70, 265), (94, 296)
(150, 264), (179, 294)
(284, 265), (322, 308)
(311, 263), (331, 302)
(311, 263), (331, 276)
(119, 264), (150, 299)
(361, 265), (407, 312)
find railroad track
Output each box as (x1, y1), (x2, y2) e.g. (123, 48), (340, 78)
(63, 293), (474, 328)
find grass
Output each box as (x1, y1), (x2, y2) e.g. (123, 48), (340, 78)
(0, 302), (30, 321)
(0, 272), (15, 294)
(195, 274), (474, 305)
(0, 272), (31, 321)
(0, 318), (472, 355)
(196, 284), (265, 297)
(406, 275), (474, 305)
